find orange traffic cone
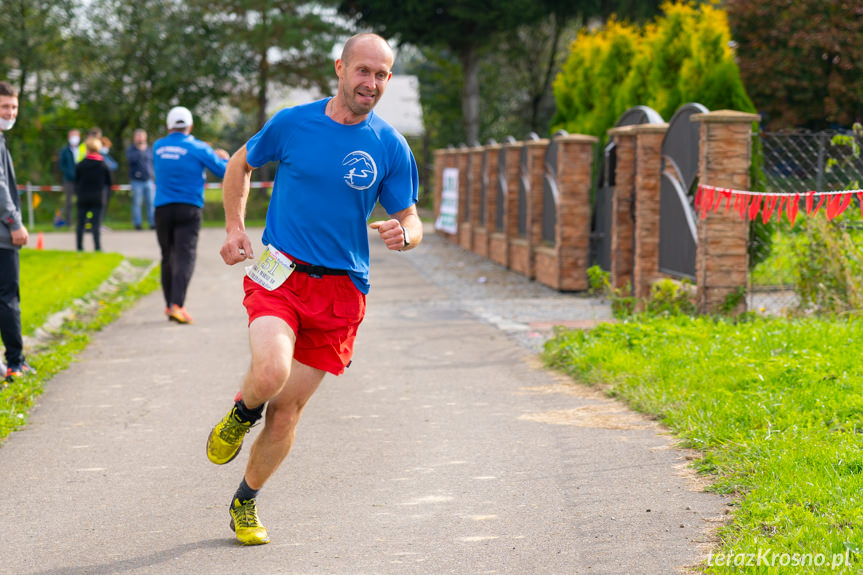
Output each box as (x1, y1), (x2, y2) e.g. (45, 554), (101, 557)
(36, 232), (44, 250)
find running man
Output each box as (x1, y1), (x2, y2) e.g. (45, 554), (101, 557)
(206, 33), (421, 545)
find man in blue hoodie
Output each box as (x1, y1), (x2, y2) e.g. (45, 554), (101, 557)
(153, 106), (229, 324)
(0, 81), (35, 382)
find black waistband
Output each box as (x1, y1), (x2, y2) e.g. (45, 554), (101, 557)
(292, 263), (349, 277)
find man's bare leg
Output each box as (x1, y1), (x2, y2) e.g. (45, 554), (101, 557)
(218, 316), (325, 545)
(244, 359), (325, 488)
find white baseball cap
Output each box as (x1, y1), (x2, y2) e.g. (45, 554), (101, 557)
(166, 106), (193, 130)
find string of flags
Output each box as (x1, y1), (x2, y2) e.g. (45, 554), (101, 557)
(694, 184), (863, 226)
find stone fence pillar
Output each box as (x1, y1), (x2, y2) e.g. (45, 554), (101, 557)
(455, 147), (470, 245)
(607, 126), (636, 291)
(534, 134), (597, 291)
(509, 138), (549, 279)
(489, 140), (522, 268)
(463, 145), (483, 252)
(632, 123), (668, 302)
(474, 143), (500, 258)
(693, 110), (760, 314)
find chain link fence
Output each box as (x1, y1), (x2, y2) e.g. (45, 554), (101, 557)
(749, 129), (863, 315)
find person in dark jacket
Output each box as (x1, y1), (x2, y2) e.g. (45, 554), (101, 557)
(58, 128), (81, 227)
(126, 129), (155, 230)
(74, 137), (112, 252)
(0, 80), (35, 381)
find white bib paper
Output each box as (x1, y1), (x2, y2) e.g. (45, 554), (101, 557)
(245, 245), (295, 291)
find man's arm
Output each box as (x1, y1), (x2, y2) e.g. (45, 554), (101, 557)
(369, 204), (422, 251)
(219, 145), (255, 264)
(0, 148), (26, 246)
(198, 141), (230, 179)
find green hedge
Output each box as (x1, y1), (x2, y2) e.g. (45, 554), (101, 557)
(551, 1), (756, 139)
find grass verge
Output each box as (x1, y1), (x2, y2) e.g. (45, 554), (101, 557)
(543, 315), (863, 573)
(19, 250), (124, 334)
(1, 253), (159, 443)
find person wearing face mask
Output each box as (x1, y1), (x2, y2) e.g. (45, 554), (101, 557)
(0, 81), (35, 383)
(58, 128), (81, 227)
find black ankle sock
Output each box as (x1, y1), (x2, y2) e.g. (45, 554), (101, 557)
(233, 477), (259, 504)
(233, 399), (264, 424)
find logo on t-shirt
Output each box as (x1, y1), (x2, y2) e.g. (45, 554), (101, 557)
(342, 151), (378, 190)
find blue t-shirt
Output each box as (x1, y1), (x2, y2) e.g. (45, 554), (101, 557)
(245, 98), (419, 294)
(153, 132), (228, 208)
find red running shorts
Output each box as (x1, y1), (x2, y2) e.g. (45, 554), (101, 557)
(242, 259), (366, 376)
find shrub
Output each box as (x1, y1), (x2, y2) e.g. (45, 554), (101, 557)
(645, 278), (696, 317)
(551, 1), (755, 139)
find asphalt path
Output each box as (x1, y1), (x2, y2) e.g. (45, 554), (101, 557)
(0, 225), (727, 574)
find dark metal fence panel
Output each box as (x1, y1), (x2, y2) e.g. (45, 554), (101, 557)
(518, 133), (540, 237)
(542, 132), (564, 245)
(496, 136), (515, 233)
(591, 157), (615, 271)
(616, 105), (664, 128)
(591, 106), (664, 272)
(658, 103), (707, 280)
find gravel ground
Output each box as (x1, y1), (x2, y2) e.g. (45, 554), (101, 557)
(398, 224), (614, 352)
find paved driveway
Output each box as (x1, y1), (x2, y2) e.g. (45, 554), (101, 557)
(0, 226), (726, 574)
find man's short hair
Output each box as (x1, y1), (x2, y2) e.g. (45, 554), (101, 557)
(341, 33), (391, 66)
(0, 81), (18, 98)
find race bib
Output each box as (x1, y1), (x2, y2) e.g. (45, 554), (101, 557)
(245, 245), (295, 290)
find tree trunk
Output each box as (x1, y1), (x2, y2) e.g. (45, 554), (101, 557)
(531, 13), (565, 132)
(256, 6), (270, 131)
(460, 44), (480, 145)
(256, 48), (269, 131)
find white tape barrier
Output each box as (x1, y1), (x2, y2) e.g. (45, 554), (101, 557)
(16, 181), (274, 228)
(16, 181), (275, 193)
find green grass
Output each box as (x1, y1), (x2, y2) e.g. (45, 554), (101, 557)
(543, 315), (863, 573)
(19, 250), (124, 335)
(1, 251), (159, 442)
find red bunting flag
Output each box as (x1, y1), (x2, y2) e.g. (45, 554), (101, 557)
(815, 195), (826, 215)
(694, 185), (863, 227)
(836, 192), (852, 219)
(776, 195), (786, 223)
(786, 194), (799, 226)
(738, 192), (751, 219)
(722, 189), (733, 213)
(748, 195), (762, 221)
(761, 195), (779, 223)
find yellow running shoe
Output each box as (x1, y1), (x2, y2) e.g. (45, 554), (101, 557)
(229, 498), (270, 545)
(206, 407), (253, 464)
